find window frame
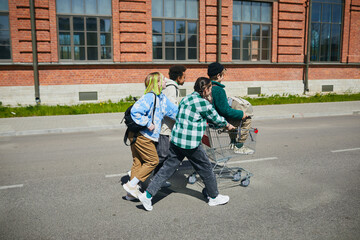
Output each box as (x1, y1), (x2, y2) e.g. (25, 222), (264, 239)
(152, 0), (199, 62)
(232, 0), (272, 62)
(0, 0), (12, 62)
(56, 0), (113, 62)
(309, 0), (343, 62)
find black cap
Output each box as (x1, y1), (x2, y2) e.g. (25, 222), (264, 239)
(207, 62), (224, 77)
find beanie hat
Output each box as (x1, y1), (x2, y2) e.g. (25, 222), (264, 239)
(207, 62), (224, 77)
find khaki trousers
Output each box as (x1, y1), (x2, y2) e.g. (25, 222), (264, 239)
(128, 132), (159, 182)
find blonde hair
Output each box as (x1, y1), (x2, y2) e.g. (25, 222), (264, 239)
(144, 72), (164, 95)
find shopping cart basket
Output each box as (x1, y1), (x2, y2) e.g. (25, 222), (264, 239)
(188, 124), (258, 189)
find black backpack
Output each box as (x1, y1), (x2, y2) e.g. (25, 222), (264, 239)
(121, 93), (156, 146)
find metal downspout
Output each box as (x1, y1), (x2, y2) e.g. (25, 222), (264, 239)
(304, 0), (312, 94)
(217, 0), (222, 62)
(30, 0), (40, 105)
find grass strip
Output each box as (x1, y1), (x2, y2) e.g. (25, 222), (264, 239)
(1, 93), (359, 118)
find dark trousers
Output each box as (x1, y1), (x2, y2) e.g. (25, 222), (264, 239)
(146, 142), (219, 198)
(154, 134), (170, 175)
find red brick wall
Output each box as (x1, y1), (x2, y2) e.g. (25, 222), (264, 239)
(112, 0), (120, 62)
(204, 0), (217, 62)
(118, 0), (152, 62)
(1, 63), (358, 87)
(8, 0), (55, 63)
(347, 0), (360, 62)
(0, 66), (34, 86)
(1, 0), (359, 88)
(277, 0), (306, 62)
(309, 65), (360, 80)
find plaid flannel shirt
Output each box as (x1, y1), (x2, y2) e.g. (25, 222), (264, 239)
(171, 92), (228, 149)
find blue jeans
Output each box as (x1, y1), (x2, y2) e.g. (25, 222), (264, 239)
(146, 142), (219, 198)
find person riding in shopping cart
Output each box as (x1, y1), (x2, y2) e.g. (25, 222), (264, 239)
(137, 77), (236, 211)
(207, 62), (254, 154)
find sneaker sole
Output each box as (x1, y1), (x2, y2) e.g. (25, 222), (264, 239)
(123, 184), (138, 199)
(209, 201), (229, 206)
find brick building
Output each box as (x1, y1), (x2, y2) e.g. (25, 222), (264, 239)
(0, 0), (359, 106)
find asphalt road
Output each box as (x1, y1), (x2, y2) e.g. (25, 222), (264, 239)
(1, 115), (359, 239)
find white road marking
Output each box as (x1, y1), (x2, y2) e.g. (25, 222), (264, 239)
(227, 157), (278, 165)
(0, 184), (24, 190)
(331, 148), (360, 153)
(105, 173), (127, 178)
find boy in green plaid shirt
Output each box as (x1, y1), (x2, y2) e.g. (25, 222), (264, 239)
(138, 77), (235, 211)
(171, 88), (227, 149)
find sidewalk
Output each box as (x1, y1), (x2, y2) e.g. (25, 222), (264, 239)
(1, 101), (359, 136)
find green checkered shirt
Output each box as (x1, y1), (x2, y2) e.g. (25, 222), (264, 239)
(171, 92), (228, 149)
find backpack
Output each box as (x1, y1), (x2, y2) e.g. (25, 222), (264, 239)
(121, 92), (157, 146)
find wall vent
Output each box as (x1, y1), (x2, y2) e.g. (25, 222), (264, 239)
(79, 92), (98, 101)
(322, 85), (333, 92)
(179, 88), (187, 97)
(248, 87), (261, 95)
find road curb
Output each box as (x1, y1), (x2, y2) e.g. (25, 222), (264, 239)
(1, 112), (359, 136)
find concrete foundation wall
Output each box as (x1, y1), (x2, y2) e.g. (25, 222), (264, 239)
(1, 79), (359, 106)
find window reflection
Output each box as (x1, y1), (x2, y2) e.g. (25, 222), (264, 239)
(57, 0), (112, 61)
(310, 0), (342, 61)
(152, 0), (198, 60)
(233, 1), (271, 61)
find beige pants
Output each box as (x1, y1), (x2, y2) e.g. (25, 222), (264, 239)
(128, 131), (159, 182)
(228, 100), (252, 143)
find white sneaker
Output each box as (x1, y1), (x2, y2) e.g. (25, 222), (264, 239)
(208, 194), (230, 206)
(123, 182), (140, 199)
(234, 145), (254, 155)
(139, 192), (153, 211)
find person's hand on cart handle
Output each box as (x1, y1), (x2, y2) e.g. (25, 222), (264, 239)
(242, 112), (248, 120)
(226, 123), (236, 131)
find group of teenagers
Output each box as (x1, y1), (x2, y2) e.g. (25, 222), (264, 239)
(123, 62), (254, 211)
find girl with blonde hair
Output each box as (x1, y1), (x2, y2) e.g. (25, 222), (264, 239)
(123, 72), (178, 200)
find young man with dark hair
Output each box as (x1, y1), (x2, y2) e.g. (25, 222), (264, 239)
(154, 65), (187, 187)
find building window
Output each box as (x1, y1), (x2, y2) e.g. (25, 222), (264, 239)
(0, 0), (11, 60)
(232, 1), (272, 61)
(56, 0), (112, 61)
(310, 0), (342, 62)
(152, 0), (198, 61)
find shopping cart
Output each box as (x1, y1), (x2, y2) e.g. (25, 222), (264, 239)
(187, 124), (258, 190)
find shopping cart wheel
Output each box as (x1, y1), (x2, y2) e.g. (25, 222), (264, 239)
(202, 188), (209, 199)
(188, 173), (197, 184)
(240, 178), (250, 187)
(232, 171), (241, 182)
